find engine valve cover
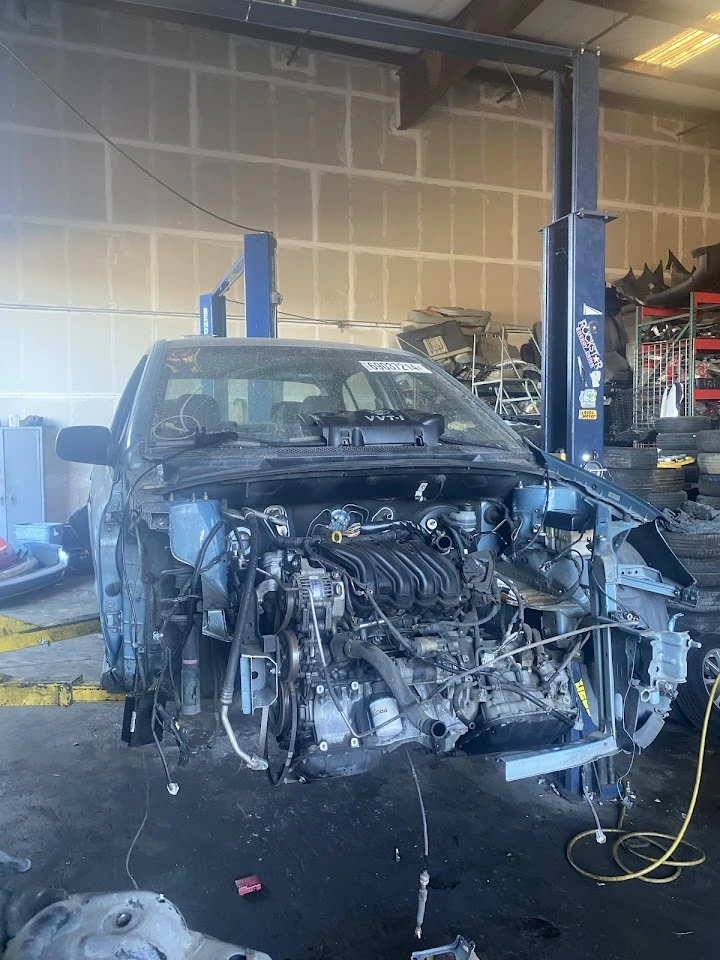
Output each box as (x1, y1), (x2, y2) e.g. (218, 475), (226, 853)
(319, 536), (461, 615)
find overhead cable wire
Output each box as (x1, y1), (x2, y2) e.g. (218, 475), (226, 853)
(0, 37), (265, 235)
(496, 12), (632, 104)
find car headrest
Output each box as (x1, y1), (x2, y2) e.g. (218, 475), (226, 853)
(300, 395), (337, 414)
(270, 401), (303, 428)
(173, 393), (222, 432)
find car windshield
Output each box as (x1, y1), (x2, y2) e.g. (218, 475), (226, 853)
(148, 343), (526, 452)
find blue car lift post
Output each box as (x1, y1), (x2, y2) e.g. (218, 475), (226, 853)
(199, 231), (278, 338)
(193, 3), (611, 796)
(542, 50), (614, 469)
(542, 49), (615, 798)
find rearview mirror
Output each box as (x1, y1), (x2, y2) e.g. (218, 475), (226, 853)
(56, 425), (114, 465)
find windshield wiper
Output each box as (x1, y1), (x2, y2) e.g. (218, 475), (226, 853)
(232, 436), (298, 447)
(193, 430), (239, 447)
(437, 436), (509, 450)
(437, 435), (481, 446)
(151, 430), (238, 448)
(155, 431), (292, 449)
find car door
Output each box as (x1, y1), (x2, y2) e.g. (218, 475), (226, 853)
(88, 356), (148, 556)
(88, 356), (148, 680)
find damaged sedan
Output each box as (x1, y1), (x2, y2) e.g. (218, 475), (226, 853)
(56, 339), (696, 786)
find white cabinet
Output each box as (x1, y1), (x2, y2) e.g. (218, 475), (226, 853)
(0, 427), (44, 543)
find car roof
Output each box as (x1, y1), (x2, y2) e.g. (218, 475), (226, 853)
(159, 337), (415, 357)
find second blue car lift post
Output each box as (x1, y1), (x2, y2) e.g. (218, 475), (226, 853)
(542, 47), (614, 467)
(199, 231), (278, 339)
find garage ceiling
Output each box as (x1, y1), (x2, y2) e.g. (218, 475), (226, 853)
(73, 0), (720, 127)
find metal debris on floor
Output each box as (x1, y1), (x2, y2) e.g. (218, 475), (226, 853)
(234, 874), (262, 896)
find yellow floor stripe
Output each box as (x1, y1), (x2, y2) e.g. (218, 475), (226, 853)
(0, 675), (124, 707)
(0, 614), (34, 637)
(0, 617), (101, 654)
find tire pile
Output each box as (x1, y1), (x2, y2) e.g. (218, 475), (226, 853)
(696, 430), (720, 508)
(603, 447), (686, 511)
(604, 419), (720, 729)
(661, 518), (720, 729)
(654, 414), (711, 458)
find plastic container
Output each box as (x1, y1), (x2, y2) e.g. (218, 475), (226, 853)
(14, 522), (64, 545)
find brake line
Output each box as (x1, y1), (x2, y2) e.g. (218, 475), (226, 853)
(566, 671), (719, 883)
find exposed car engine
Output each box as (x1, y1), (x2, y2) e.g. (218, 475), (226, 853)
(120, 465), (694, 786)
(250, 495), (585, 779)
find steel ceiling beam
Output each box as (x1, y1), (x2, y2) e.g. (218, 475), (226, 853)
(69, 1), (720, 104)
(93, 0), (574, 69)
(398, 0), (545, 129)
(66, 0), (414, 65)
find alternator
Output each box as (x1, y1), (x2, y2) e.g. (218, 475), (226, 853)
(293, 562), (345, 634)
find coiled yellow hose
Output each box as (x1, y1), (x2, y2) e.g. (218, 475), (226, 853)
(566, 671), (720, 883)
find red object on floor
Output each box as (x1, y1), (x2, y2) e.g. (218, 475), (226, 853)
(0, 537), (19, 571)
(234, 875), (262, 896)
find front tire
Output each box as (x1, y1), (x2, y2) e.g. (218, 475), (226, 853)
(674, 632), (720, 730)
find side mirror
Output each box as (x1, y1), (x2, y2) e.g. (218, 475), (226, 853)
(56, 425), (114, 466)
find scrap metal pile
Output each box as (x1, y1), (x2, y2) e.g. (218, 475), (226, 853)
(397, 307), (541, 418)
(614, 243), (720, 310)
(396, 245), (720, 434)
(398, 307), (538, 378)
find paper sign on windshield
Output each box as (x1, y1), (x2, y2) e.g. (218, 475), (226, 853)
(359, 361), (430, 373)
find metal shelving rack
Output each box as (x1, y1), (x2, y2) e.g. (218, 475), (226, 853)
(634, 305), (693, 426)
(633, 292), (720, 426)
(691, 291), (720, 405)
(470, 325), (541, 417)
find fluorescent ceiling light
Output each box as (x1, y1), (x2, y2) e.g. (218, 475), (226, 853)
(635, 12), (720, 68)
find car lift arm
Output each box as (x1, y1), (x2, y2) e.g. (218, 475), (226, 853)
(0, 613), (123, 707)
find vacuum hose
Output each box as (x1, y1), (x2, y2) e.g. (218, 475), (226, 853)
(345, 640), (447, 739)
(221, 511), (259, 706)
(219, 511), (268, 771)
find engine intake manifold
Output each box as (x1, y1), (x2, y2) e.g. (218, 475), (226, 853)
(318, 535), (461, 615)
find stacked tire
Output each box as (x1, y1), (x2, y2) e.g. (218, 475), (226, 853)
(654, 415), (711, 459)
(661, 526), (720, 728)
(603, 447), (686, 511)
(696, 429), (720, 508)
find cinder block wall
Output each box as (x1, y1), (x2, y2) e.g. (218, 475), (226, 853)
(1, 1), (719, 518)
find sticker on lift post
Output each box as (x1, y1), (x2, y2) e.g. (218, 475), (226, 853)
(576, 318), (603, 372)
(578, 409), (597, 420)
(579, 389), (597, 409)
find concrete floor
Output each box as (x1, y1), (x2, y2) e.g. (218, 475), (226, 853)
(2, 582), (720, 959)
(0, 576), (97, 629)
